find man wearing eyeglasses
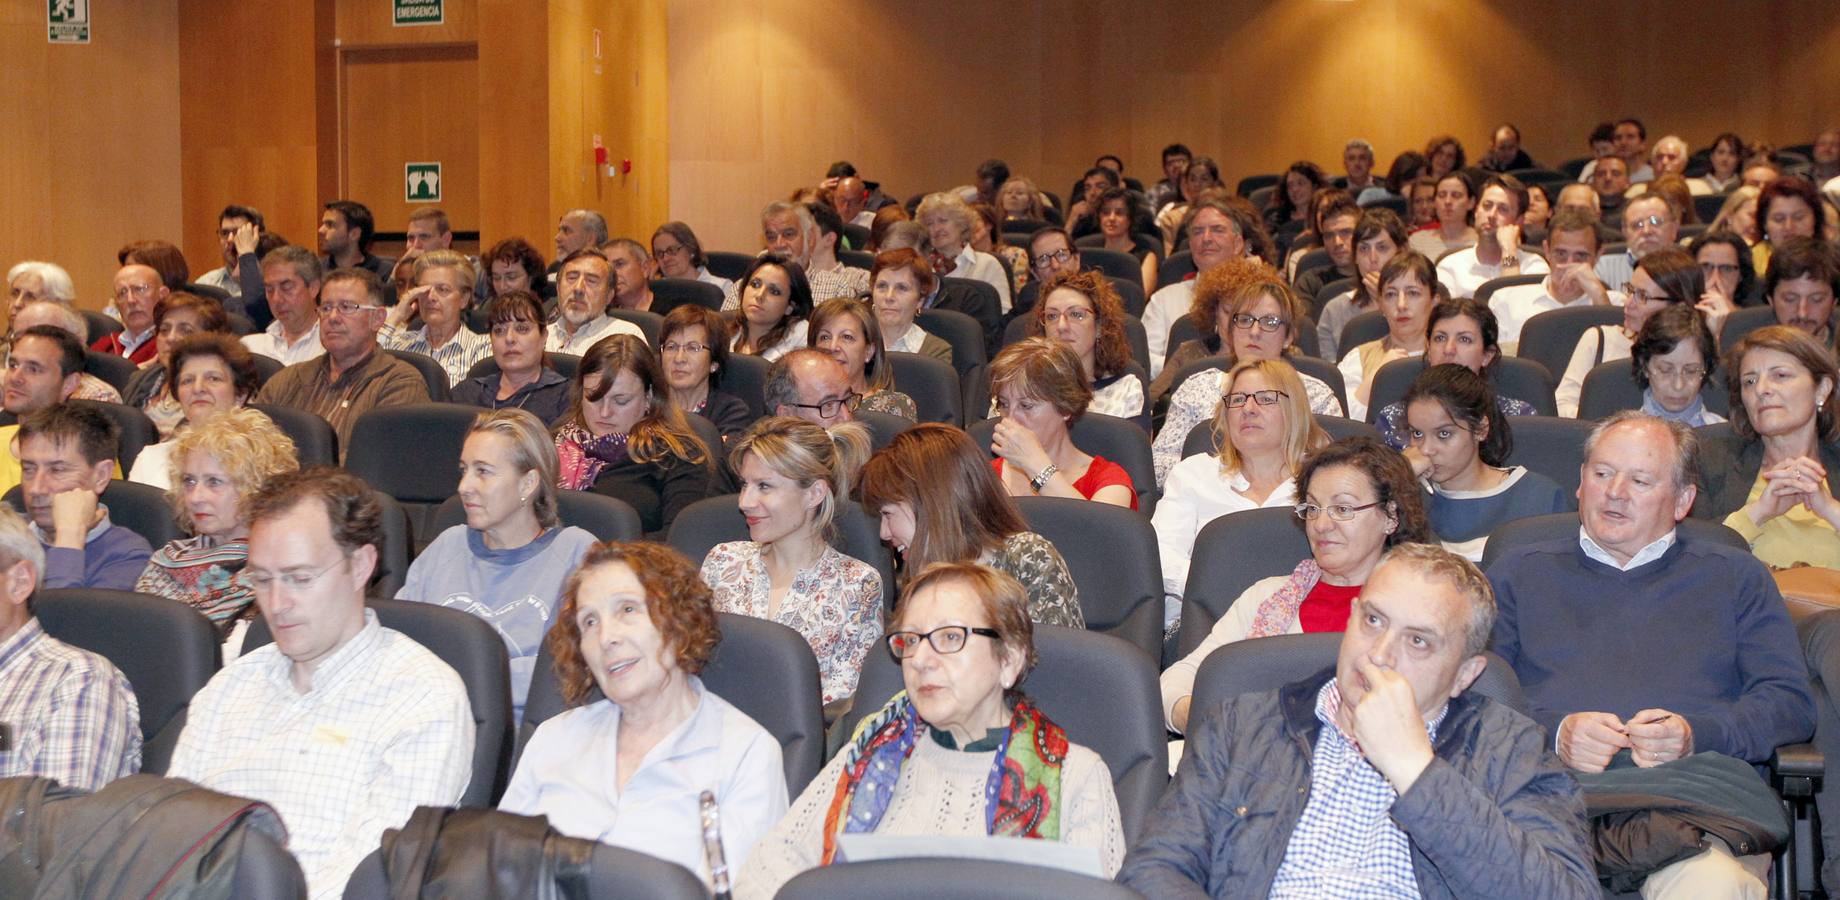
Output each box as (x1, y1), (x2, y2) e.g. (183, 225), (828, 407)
(1595, 192), (1679, 294)
(257, 268), (430, 459)
(168, 468), (473, 900)
(90, 264), (166, 365)
(765, 349), (855, 427)
(1008, 228), (1084, 319)
(1436, 175), (1550, 301)
(1124, 542), (1598, 897)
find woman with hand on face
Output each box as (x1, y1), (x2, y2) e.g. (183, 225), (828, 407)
(400, 409), (597, 719)
(1399, 364), (1565, 562)
(1407, 171), (1479, 261)
(1699, 326), (1840, 568)
(730, 254), (813, 362)
(1688, 230), (1759, 337)
(869, 249), (951, 365)
(1629, 305), (1726, 426)
(652, 221), (736, 298)
(128, 335), (261, 491)
(122, 292), (231, 440)
(1030, 271), (1145, 429)
(1154, 358), (1329, 634)
(380, 249), (492, 388)
(137, 408), (298, 642)
(810, 297), (916, 421)
(556, 334), (719, 535)
(1372, 298), (1538, 450)
(501, 541), (787, 891)
(702, 416), (878, 704)
(1341, 252), (1443, 422)
(1557, 246), (1701, 417)
(482, 237), (552, 302)
(657, 304), (752, 445)
(988, 339), (1135, 509)
(1316, 208), (1408, 362)
(736, 563), (1125, 899)
(451, 290), (574, 426)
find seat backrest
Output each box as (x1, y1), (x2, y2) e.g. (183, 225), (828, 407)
(1001, 217), (1053, 235)
(1472, 272), (1547, 312)
(230, 827), (309, 897)
(1693, 192), (1730, 224)
(782, 859), (1141, 899)
(1236, 173), (1280, 198)
(720, 352), (771, 420)
(855, 409), (913, 452)
(243, 598), (512, 807)
(966, 413), (1157, 514)
(934, 277), (1003, 355)
(1502, 416), (1593, 502)
(69, 399), (157, 475)
(1479, 511), (1749, 571)
(884, 351), (962, 425)
(1292, 247), (1334, 284)
(520, 611), (826, 798)
(1248, 184), (1276, 211)
(1577, 358), (1729, 421)
(345, 402), (481, 547)
(1720, 305), (1779, 349)
(837, 249), (874, 271)
(248, 402), (338, 468)
(666, 495), (896, 615)
(83, 351), (138, 393)
(81, 309), (124, 341)
(464, 354), (583, 383)
(1012, 496), (1163, 660)
(384, 349), (452, 401)
(370, 490), (414, 599)
(1180, 414), (1379, 461)
(647, 277), (723, 314)
(1120, 312), (1151, 373)
(1366, 356), (1557, 422)
(34, 588), (219, 775)
(1105, 275), (1148, 320)
(1313, 277), (1354, 317)
(1079, 247), (1143, 292)
(1174, 507), (1311, 658)
(915, 307), (990, 416)
(430, 490), (643, 544)
(704, 251), (754, 282)
(249, 353), (284, 389)
(1337, 310), (1389, 356)
(1156, 250), (1196, 290)
(1516, 304), (1626, 383)
(607, 309), (664, 348)
(840, 625), (1167, 842)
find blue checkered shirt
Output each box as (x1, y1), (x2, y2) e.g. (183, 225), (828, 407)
(1268, 679), (1448, 899)
(0, 618), (141, 789)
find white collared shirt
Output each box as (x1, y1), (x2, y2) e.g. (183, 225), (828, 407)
(242, 321), (325, 366)
(378, 323), (492, 388)
(950, 245), (1013, 314)
(1143, 280), (1197, 378)
(545, 313), (645, 355)
(885, 324), (932, 355)
(1435, 246), (1550, 300)
(1578, 525), (1677, 571)
(1487, 280), (1624, 353)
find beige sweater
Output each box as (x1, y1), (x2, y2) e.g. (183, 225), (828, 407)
(736, 730), (1125, 898)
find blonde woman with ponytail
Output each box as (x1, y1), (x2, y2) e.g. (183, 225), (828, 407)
(701, 416), (880, 703)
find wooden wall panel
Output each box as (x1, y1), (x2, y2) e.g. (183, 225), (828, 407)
(547, 0), (670, 252)
(476, 0), (551, 250)
(335, 0), (476, 47)
(667, 0), (1840, 253)
(340, 46), (481, 234)
(1, 0), (182, 311)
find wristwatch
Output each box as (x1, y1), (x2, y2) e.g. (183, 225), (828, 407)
(1030, 463), (1059, 494)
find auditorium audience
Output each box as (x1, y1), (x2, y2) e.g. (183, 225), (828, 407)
(243, 245), (325, 365)
(0, 326), (88, 494)
(1595, 191), (1680, 292)
(317, 200), (395, 283)
(1027, 270), (1145, 427)
(1065, 165), (1121, 239)
(1126, 543), (1597, 898)
(1434, 174), (1550, 299)
(870, 249), (951, 364)
(122, 292), (231, 439)
(916, 193), (1012, 313)
(1094, 187), (1161, 291)
(1149, 143), (1191, 213)
(1317, 207), (1408, 361)
(1406, 171), (1477, 260)
(1145, 196), (1266, 374)
(730, 253), (814, 362)
(1266, 161), (1329, 231)
(1341, 138), (1381, 194)
(656, 303), (750, 444)
(1361, 150), (1428, 208)
(481, 237), (551, 303)
(1696, 132), (1747, 195)
(1372, 299), (1539, 450)
(1629, 305), (1725, 426)
(809, 297), (916, 420)
(1688, 229), (1758, 335)
(95, 263), (165, 364)
(1400, 365), (1565, 561)
(968, 202), (1028, 299)
(601, 239), (657, 313)
(128, 335), (259, 491)
(379, 249), (489, 388)
(860, 424), (1083, 628)
(6, 261), (76, 327)
(555, 333), (719, 534)
(548, 247), (646, 355)
(1424, 133), (1466, 179)
(737, 563), (1123, 898)
(553, 209), (608, 276)
(16, 405), (149, 591)
(1557, 246), (1700, 417)
(987, 339), (1135, 509)
(1522, 183), (1552, 235)
(997, 176), (1049, 223)
(450, 290), (573, 426)
(1155, 359), (1328, 632)
(1487, 208), (1615, 353)
(652, 221), (734, 298)
(1289, 191), (1360, 304)
(766, 348), (857, 428)
(1711, 185), (1763, 247)
(1489, 412), (1814, 897)
(10, 301), (123, 404)
(501, 540), (787, 889)
(1154, 156), (1222, 252)
(1341, 252), (1441, 422)
(702, 416), (878, 704)
(168, 467), (472, 900)
(798, 202), (870, 303)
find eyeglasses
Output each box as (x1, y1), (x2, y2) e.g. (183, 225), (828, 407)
(1230, 313), (1288, 333)
(113, 283), (157, 301)
(1224, 389), (1289, 408)
(1041, 308), (1093, 325)
(1625, 288), (1665, 305)
(1700, 262), (1740, 277)
(791, 390), (860, 418)
(1294, 501), (1383, 522)
(886, 625), (1002, 660)
(1031, 248), (1073, 269)
(318, 301), (381, 318)
(655, 244), (689, 258)
(661, 341), (710, 356)
(247, 555), (346, 593)
(1646, 363), (1708, 383)
(1627, 214), (1670, 231)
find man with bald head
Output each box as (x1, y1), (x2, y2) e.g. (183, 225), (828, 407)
(765, 348), (856, 427)
(93, 264), (166, 364)
(832, 176), (873, 229)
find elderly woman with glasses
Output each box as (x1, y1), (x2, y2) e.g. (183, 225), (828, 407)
(988, 339), (1136, 508)
(737, 563), (1125, 898)
(658, 304), (752, 445)
(1629, 305), (1725, 426)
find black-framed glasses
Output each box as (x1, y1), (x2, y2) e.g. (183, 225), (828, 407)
(791, 390), (860, 418)
(886, 625), (1002, 660)
(1294, 501), (1383, 522)
(1224, 389), (1288, 408)
(1230, 313), (1288, 333)
(1031, 248), (1073, 269)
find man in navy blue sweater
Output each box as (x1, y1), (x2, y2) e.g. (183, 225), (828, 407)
(1489, 411), (1814, 897)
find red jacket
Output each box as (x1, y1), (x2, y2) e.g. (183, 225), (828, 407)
(90, 331), (156, 365)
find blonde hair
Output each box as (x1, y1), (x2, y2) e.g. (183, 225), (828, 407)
(468, 408), (561, 529)
(916, 193), (975, 246)
(1210, 357), (1328, 479)
(729, 416), (872, 542)
(412, 248), (476, 287)
(809, 297), (895, 393)
(166, 408), (300, 533)
(989, 337), (1092, 421)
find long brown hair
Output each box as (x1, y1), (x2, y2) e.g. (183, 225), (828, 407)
(563, 333), (712, 468)
(859, 424), (1028, 569)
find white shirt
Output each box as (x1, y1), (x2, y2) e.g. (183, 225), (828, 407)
(1594, 250), (1639, 294)
(166, 611), (474, 899)
(1557, 325), (1633, 418)
(1337, 344), (1423, 423)
(885, 324), (934, 355)
(695, 266), (737, 298)
(499, 678), (788, 889)
(1159, 571), (1302, 732)
(1579, 526), (1677, 571)
(1435, 246), (1550, 300)
(730, 319), (809, 363)
(1143, 280), (1196, 378)
(242, 321), (324, 366)
(1090, 372), (1145, 420)
(546, 313), (645, 355)
(378, 323), (492, 388)
(950, 245), (1012, 314)
(127, 440), (176, 491)
(1152, 460), (1298, 618)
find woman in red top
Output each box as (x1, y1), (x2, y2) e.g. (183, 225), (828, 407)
(986, 337), (1136, 509)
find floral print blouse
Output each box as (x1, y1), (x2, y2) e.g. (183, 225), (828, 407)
(701, 542), (883, 704)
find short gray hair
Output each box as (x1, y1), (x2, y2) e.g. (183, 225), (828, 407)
(0, 505), (45, 589)
(1585, 410), (1699, 493)
(262, 245), (322, 285)
(1376, 543), (1495, 657)
(6, 262), (75, 304)
(564, 209), (609, 245)
(16, 301), (87, 342)
(1345, 138), (1375, 155)
(761, 201), (817, 244)
(604, 237), (651, 266)
(878, 221), (931, 254)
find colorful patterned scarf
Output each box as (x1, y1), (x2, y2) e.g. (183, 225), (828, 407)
(554, 423), (629, 490)
(1246, 558), (1324, 639)
(819, 690), (1067, 865)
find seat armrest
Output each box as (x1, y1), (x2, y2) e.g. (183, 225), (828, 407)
(1771, 742), (1824, 798)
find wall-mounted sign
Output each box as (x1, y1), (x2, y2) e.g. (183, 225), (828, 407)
(406, 162), (442, 202)
(393, 0), (443, 26)
(48, 0), (90, 44)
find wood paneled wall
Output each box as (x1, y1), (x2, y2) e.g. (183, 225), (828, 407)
(1, 0), (183, 311)
(548, 0), (671, 251)
(666, 0), (1840, 253)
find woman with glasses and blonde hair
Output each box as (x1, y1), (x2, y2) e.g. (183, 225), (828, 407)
(400, 408), (597, 718)
(737, 563), (1124, 898)
(658, 303), (751, 445)
(809, 297), (916, 421)
(702, 416), (878, 703)
(1153, 358), (1328, 635)
(1029, 270), (1145, 427)
(988, 338), (1135, 508)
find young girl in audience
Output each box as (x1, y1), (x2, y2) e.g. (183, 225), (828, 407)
(701, 416), (879, 704)
(1371, 298), (1538, 449)
(1316, 207), (1407, 361)
(1557, 246), (1701, 417)
(730, 253), (813, 362)
(1028, 270), (1146, 428)
(1095, 187), (1160, 291)
(808, 297), (915, 421)
(1399, 364), (1566, 562)
(1629, 305), (1725, 426)
(1340, 251), (1441, 422)
(658, 304), (752, 445)
(869, 249), (952, 365)
(1407, 171), (1478, 259)
(555, 333), (720, 534)
(1154, 358), (1328, 631)
(1407, 174), (1440, 230)
(1264, 161), (1328, 231)
(860, 424), (1084, 628)
(988, 338), (1136, 509)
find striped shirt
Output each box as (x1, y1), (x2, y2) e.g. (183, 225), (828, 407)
(379, 324), (491, 389)
(0, 618), (141, 789)
(807, 261), (869, 302)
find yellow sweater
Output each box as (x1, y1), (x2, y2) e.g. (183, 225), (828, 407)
(1724, 471), (1840, 569)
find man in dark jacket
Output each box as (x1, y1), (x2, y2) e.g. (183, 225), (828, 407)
(1121, 543), (1597, 898)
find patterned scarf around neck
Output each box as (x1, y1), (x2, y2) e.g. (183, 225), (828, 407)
(1247, 558), (1325, 639)
(819, 690), (1067, 866)
(554, 423), (630, 491)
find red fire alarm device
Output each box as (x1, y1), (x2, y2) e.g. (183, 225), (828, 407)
(621, 158), (632, 174)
